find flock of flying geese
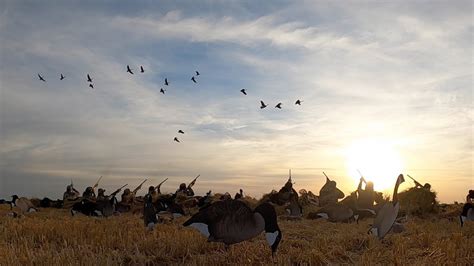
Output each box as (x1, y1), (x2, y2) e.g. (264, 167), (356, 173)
(37, 65), (303, 144)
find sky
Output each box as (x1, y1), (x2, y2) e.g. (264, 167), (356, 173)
(0, 1), (472, 203)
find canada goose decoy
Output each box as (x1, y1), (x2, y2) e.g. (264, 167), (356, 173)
(60, 74), (65, 80)
(275, 103), (282, 109)
(160, 88), (165, 94)
(127, 65), (134, 75)
(191, 76), (197, 83)
(87, 74), (92, 83)
(11, 195), (38, 213)
(196, 71), (200, 76)
(240, 89), (247, 95)
(312, 203), (355, 222)
(370, 174), (405, 239)
(174, 137), (180, 143)
(460, 204), (474, 227)
(183, 200), (282, 256)
(178, 130), (184, 134)
(38, 74), (46, 82)
(260, 101), (268, 109)
(295, 100), (302, 105)
(140, 66), (145, 73)
(164, 78), (169, 86)
(89, 84), (94, 89)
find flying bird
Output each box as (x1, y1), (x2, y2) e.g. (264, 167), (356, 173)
(160, 88), (165, 94)
(195, 71), (200, 76)
(275, 103), (282, 109)
(174, 137), (180, 143)
(295, 100), (302, 105)
(87, 74), (92, 83)
(127, 65), (134, 75)
(165, 78), (169, 86)
(260, 101), (268, 109)
(60, 74), (65, 80)
(191, 76), (197, 83)
(140, 66), (144, 73)
(89, 84), (94, 89)
(240, 89), (247, 95)
(178, 130), (184, 134)
(38, 74), (46, 82)
(183, 200), (282, 256)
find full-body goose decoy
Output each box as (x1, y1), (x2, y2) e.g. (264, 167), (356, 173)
(370, 174), (405, 238)
(11, 195), (38, 213)
(183, 200), (282, 256)
(460, 189), (474, 227)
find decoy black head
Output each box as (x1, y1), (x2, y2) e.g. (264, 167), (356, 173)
(255, 202), (282, 255)
(11, 195), (19, 202)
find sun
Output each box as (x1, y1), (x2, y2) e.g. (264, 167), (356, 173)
(345, 139), (404, 192)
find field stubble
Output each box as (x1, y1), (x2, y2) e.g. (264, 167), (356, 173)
(0, 205), (472, 265)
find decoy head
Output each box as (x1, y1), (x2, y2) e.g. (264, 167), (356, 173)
(11, 195), (18, 202)
(255, 202), (282, 255)
(397, 174), (405, 185)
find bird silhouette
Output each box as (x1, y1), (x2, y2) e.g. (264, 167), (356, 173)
(174, 137), (180, 143)
(60, 74), (65, 80)
(140, 66), (144, 73)
(260, 101), (267, 109)
(127, 65), (134, 75)
(295, 100), (302, 105)
(165, 78), (169, 86)
(275, 103), (282, 109)
(240, 89), (247, 95)
(38, 74), (46, 82)
(160, 88), (165, 94)
(191, 76), (197, 83)
(178, 130), (184, 134)
(196, 71), (200, 76)
(87, 74), (92, 83)
(89, 84), (94, 89)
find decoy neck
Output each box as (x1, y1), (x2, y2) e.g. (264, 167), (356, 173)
(392, 174), (405, 205)
(254, 202), (282, 255)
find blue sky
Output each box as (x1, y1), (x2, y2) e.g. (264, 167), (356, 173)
(0, 1), (472, 202)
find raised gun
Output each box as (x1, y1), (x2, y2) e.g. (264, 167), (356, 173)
(111, 184), (128, 197)
(322, 172), (331, 181)
(156, 178), (168, 194)
(133, 178), (147, 194)
(188, 174), (200, 189)
(407, 174), (423, 188)
(93, 176), (103, 189)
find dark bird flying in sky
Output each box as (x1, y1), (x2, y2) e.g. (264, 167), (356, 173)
(260, 100), (268, 109)
(174, 137), (180, 143)
(160, 88), (165, 94)
(178, 130), (184, 134)
(275, 103), (282, 109)
(127, 65), (134, 75)
(295, 100), (302, 105)
(240, 89), (247, 95)
(191, 76), (197, 83)
(195, 71), (200, 76)
(140, 66), (144, 73)
(38, 74), (46, 82)
(165, 78), (169, 86)
(87, 74), (92, 83)
(60, 74), (65, 80)
(89, 84), (94, 89)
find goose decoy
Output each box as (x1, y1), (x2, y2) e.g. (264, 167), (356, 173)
(11, 195), (38, 213)
(89, 84), (94, 89)
(275, 103), (282, 109)
(178, 130), (184, 134)
(164, 78), (169, 86)
(240, 89), (247, 95)
(60, 74), (65, 80)
(311, 203), (355, 222)
(183, 200), (282, 256)
(191, 76), (197, 83)
(87, 74), (92, 83)
(295, 100), (302, 105)
(127, 65), (134, 75)
(460, 202), (474, 227)
(38, 74), (46, 82)
(140, 66), (145, 73)
(174, 137), (180, 143)
(260, 101), (268, 109)
(160, 88), (165, 94)
(196, 71), (200, 76)
(370, 174), (405, 239)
